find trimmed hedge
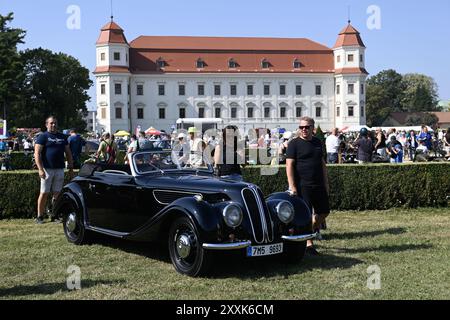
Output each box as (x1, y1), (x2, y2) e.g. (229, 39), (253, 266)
(244, 163), (450, 210)
(1, 163), (449, 219)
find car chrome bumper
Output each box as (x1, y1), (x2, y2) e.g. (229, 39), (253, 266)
(281, 233), (318, 242)
(203, 241), (252, 250)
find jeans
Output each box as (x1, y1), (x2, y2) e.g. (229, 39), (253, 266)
(327, 153), (338, 164)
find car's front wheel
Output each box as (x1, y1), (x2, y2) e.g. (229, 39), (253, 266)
(282, 241), (307, 264)
(168, 216), (211, 277)
(62, 202), (91, 245)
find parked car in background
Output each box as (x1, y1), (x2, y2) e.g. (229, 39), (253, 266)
(55, 150), (316, 276)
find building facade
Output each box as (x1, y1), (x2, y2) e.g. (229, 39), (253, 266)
(94, 20), (368, 134)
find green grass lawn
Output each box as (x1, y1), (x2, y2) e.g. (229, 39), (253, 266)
(0, 208), (449, 300)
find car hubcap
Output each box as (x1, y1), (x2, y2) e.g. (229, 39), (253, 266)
(176, 233), (192, 259)
(66, 212), (77, 232)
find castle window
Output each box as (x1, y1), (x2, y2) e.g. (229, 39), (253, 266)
(115, 107), (122, 119)
(101, 84), (106, 95)
(158, 84), (165, 96)
(230, 85), (237, 96)
(114, 83), (122, 95)
(337, 55), (341, 63)
(228, 59), (237, 68)
(293, 59), (301, 69)
(264, 85), (270, 96)
(348, 84), (354, 94)
(137, 84), (144, 96)
(247, 107), (254, 118)
(315, 85), (322, 95)
(261, 59), (270, 69)
(157, 58), (165, 69)
(336, 84), (340, 95)
(100, 53), (105, 61)
(348, 106), (354, 117)
(114, 52), (120, 61)
(179, 84), (185, 96)
(231, 108), (237, 119)
(137, 108), (144, 119)
(280, 85), (286, 96)
(196, 58), (205, 68)
(348, 54), (354, 62)
(296, 85), (302, 96)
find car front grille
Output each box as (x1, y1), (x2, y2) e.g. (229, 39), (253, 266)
(242, 186), (274, 244)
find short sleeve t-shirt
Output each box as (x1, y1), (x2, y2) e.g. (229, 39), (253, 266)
(286, 137), (325, 187)
(36, 131), (68, 169)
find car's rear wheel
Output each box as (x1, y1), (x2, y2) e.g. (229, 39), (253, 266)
(62, 202), (91, 245)
(168, 216), (211, 277)
(282, 241), (307, 264)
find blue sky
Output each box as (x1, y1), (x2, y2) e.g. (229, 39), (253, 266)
(1, 0), (450, 110)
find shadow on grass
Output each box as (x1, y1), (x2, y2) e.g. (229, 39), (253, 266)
(323, 227), (407, 240)
(204, 251), (364, 279)
(328, 243), (433, 255)
(0, 279), (124, 297)
(87, 234), (364, 279)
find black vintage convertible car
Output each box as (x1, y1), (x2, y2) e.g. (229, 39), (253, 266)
(55, 150), (316, 276)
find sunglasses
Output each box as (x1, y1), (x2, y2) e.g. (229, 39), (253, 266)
(299, 125), (312, 130)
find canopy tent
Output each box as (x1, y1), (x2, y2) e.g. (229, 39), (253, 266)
(340, 125), (370, 133)
(114, 130), (131, 137)
(145, 127), (161, 135)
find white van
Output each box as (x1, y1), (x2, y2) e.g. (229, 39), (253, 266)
(176, 118), (223, 134)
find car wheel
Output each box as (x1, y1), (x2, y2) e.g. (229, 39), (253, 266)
(168, 216), (211, 277)
(62, 202), (91, 245)
(282, 241), (307, 264)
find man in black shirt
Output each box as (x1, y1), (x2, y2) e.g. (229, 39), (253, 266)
(286, 117), (330, 255)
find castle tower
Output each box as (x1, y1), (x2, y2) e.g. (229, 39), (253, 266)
(94, 19), (131, 134)
(333, 22), (368, 129)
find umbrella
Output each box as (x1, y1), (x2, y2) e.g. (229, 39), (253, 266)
(115, 130), (130, 137)
(145, 127), (161, 135)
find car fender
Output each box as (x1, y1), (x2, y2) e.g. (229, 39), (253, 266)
(266, 192), (312, 228)
(54, 182), (86, 221)
(128, 196), (222, 243)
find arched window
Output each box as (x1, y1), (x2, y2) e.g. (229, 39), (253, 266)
(156, 57), (165, 69)
(261, 59), (270, 69)
(293, 58), (301, 69)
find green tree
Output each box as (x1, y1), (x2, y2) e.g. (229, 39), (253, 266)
(0, 13), (26, 121)
(405, 113), (439, 128)
(401, 74), (440, 112)
(11, 48), (93, 131)
(365, 69), (405, 127)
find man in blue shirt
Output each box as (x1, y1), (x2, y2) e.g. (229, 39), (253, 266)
(68, 129), (85, 169)
(35, 116), (74, 224)
(0, 139), (6, 152)
(418, 125), (432, 150)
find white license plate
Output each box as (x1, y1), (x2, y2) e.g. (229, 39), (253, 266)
(247, 243), (283, 257)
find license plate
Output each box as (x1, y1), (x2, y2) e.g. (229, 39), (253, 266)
(247, 243), (283, 257)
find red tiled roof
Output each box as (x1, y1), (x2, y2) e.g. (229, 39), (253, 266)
(130, 36), (332, 51)
(333, 23), (366, 48)
(334, 67), (369, 75)
(129, 36), (334, 74)
(93, 66), (130, 74)
(96, 21), (128, 45)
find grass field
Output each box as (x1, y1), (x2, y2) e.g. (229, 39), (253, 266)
(0, 208), (449, 300)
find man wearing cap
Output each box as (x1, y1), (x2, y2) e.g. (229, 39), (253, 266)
(173, 132), (189, 165)
(187, 127), (206, 167)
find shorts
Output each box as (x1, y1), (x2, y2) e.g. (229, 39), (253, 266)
(40, 168), (65, 193)
(299, 185), (330, 216)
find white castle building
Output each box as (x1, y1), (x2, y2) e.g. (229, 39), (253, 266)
(94, 20), (368, 134)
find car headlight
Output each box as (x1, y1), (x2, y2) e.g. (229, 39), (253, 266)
(276, 201), (295, 224)
(222, 204), (243, 228)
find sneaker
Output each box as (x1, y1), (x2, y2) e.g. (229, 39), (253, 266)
(306, 246), (320, 256)
(35, 217), (44, 224)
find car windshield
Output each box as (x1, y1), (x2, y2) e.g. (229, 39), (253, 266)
(131, 150), (213, 175)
